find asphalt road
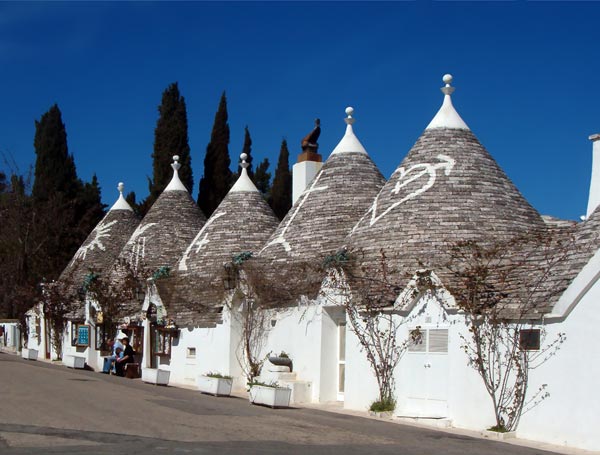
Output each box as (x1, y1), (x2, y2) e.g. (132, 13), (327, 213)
(0, 352), (553, 455)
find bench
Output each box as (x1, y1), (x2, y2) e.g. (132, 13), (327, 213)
(124, 363), (140, 379)
(64, 355), (86, 369)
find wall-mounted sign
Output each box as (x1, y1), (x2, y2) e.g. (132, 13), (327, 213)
(77, 324), (90, 347)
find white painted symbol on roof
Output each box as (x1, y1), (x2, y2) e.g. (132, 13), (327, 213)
(178, 212), (226, 271)
(73, 219), (118, 262)
(366, 154), (455, 227)
(261, 170), (328, 255)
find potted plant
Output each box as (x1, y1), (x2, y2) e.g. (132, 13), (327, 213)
(268, 351), (293, 371)
(482, 425), (517, 441)
(142, 368), (170, 386)
(197, 372), (233, 396)
(248, 380), (292, 408)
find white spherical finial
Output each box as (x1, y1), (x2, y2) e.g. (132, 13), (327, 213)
(171, 155), (181, 171)
(440, 74), (455, 96)
(344, 106), (355, 125)
(240, 153), (249, 169)
(118, 182), (124, 193)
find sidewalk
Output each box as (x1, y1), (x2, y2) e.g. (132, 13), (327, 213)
(299, 401), (598, 455)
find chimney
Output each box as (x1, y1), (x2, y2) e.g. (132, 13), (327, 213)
(587, 134), (600, 218)
(292, 119), (323, 204)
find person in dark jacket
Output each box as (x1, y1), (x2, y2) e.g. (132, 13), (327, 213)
(115, 336), (135, 377)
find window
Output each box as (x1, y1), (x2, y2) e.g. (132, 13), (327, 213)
(187, 347), (196, 358)
(519, 329), (540, 351)
(408, 328), (448, 353)
(152, 327), (175, 357)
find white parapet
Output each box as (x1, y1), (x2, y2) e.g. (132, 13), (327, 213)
(293, 160), (323, 205)
(587, 134), (600, 218)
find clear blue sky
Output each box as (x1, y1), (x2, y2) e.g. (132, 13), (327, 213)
(1, 1), (598, 220)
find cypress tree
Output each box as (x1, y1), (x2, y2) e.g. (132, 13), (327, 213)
(253, 158), (271, 196)
(198, 92), (232, 216)
(238, 126), (254, 179)
(30, 104), (106, 281)
(32, 104), (79, 201)
(145, 82), (192, 211)
(269, 139), (292, 220)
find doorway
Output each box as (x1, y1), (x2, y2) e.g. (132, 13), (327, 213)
(404, 327), (449, 417)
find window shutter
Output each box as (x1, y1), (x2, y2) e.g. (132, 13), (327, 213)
(428, 329), (449, 353)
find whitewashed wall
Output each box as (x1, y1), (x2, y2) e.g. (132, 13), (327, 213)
(517, 277), (600, 450)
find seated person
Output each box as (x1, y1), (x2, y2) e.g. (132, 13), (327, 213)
(115, 336), (135, 377)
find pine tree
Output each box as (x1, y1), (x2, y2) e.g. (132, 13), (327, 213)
(198, 92), (232, 217)
(144, 82), (192, 211)
(253, 158), (271, 196)
(32, 104), (79, 201)
(269, 139), (292, 220)
(238, 126), (254, 179)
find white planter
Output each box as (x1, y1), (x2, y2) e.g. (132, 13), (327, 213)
(21, 348), (38, 360)
(64, 355), (86, 369)
(249, 385), (292, 408)
(482, 430), (517, 440)
(142, 368), (170, 386)
(197, 375), (233, 396)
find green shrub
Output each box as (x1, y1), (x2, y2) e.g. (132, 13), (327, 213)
(205, 372), (233, 380)
(487, 425), (509, 433)
(369, 398), (396, 412)
(248, 380), (281, 388)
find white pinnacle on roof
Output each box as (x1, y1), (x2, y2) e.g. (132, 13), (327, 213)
(331, 107), (368, 155)
(230, 153), (259, 193)
(109, 182), (134, 211)
(426, 74), (470, 131)
(164, 155), (189, 192)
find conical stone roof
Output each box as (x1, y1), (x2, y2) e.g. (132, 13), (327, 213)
(157, 154), (280, 326)
(260, 107), (386, 265)
(348, 75), (546, 288)
(59, 183), (139, 294)
(250, 108), (386, 307)
(115, 156), (206, 276)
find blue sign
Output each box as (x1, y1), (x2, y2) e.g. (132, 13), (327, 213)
(77, 325), (90, 347)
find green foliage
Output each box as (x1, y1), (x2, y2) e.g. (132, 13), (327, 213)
(253, 158), (271, 196)
(144, 82), (193, 212)
(239, 126), (254, 179)
(32, 104), (79, 201)
(369, 398), (396, 412)
(82, 271), (100, 293)
(152, 266), (171, 281)
(323, 249), (351, 268)
(232, 251), (253, 266)
(269, 139), (292, 220)
(248, 380), (282, 388)
(487, 425), (509, 433)
(205, 372), (233, 379)
(198, 92), (233, 217)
